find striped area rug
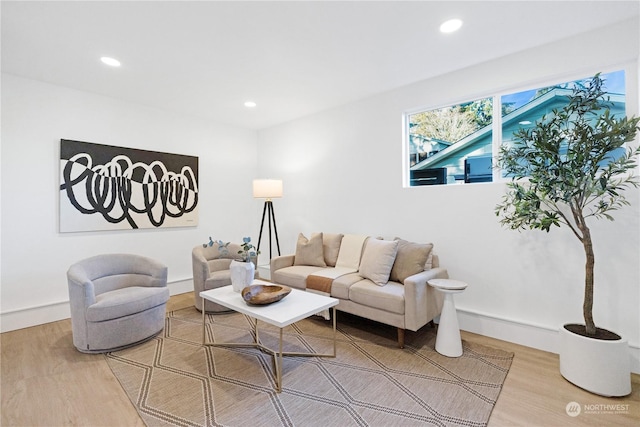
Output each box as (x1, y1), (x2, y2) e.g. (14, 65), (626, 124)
(106, 307), (513, 427)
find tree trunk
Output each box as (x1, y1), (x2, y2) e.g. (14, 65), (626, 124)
(581, 225), (596, 336)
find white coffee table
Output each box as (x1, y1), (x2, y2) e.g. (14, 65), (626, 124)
(200, 280), (339, 392)
(428, 278), (468, 357)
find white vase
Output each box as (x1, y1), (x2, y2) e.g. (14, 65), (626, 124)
(230, 260), (255, 292)
(559, 323), (631, 396)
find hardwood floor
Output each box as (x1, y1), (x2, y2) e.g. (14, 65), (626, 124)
(2, 292), (638, 426)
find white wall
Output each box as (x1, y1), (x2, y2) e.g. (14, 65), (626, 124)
(1, 18), (638, 372)
(1, 74), (260, 331)
(256, 19), (640, 371)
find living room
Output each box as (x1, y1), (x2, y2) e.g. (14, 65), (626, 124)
(2, 1), (639, 425)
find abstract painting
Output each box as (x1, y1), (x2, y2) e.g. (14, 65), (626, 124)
(59, 139), (198, 232)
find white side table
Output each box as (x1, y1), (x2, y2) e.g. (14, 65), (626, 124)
(428, 279), (468, 357)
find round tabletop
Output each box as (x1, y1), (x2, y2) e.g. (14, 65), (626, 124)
(428, 278), (468, 291)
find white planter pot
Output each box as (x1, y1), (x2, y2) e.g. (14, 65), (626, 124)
(230, 260), (255, 292)
(559, 324), (631, 397)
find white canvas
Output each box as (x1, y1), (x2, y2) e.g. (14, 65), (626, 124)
(59, 139), (199, 232)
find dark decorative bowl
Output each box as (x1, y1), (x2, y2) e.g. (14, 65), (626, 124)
(241, 284), (292, 305)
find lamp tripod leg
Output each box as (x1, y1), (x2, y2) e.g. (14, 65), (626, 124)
(267, 201), (273, 259)
(269, 202), (281, 256)
(257, 202), (268, 255)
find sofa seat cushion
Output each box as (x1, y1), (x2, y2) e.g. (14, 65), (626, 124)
(87, 286), (170, 322)
(330, 273), (365, 300)
(272, 265), (327, 290)
(349, 279), (405, 315)
(205, 270), (231, 289)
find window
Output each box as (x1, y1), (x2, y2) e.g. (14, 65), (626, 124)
(406, 70), (627, 186)
(407, 97), (493, 185)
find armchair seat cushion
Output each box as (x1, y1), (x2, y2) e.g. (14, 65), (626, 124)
(349, 279), (405, 315)
(86, 286), (170, 322)
(205, 271), (232, 289)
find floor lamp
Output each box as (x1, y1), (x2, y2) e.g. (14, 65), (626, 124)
(253, 179), (283, 260)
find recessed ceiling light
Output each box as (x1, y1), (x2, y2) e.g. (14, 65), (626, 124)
(519, 120), (532, 125)
(244, 101), (257, 108)
(440, 19), (463, 34)
(100, 57), (121, 67)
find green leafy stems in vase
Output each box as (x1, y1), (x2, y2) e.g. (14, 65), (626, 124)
(203, 236), (260, 262)
(238, 237), (260, 262)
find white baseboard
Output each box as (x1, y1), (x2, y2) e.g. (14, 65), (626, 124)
(169, 278), (194, 295)
(0, 299), (71, 333)
(0, 278), (194, 333)
(457, 307), (640, 374)
(2, 283), (638, 375)
(257, 264), (271, 281)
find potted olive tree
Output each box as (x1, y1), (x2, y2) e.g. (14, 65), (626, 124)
(495, 74), (639, 396)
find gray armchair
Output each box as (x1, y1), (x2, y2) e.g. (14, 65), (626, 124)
(67, 253), (170, 353)
(192, 243), (257, 312)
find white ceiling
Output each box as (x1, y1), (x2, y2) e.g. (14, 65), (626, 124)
(2, 1), (638, 130)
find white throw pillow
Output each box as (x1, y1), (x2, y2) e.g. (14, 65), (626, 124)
(358, 238), (398, 286)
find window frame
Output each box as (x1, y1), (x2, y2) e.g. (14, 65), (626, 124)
(403, 65), (635, 188)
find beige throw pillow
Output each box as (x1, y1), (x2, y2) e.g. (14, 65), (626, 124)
(323, 233), (343, 267)
(358, 238), (398, 286)
(390, 239), (434, 283)
(293, 233), (327, 267)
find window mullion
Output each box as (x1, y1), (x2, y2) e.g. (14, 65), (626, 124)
(492, 95), (503, 183)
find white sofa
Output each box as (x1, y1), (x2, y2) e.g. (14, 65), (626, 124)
(270, 233), (447, 348)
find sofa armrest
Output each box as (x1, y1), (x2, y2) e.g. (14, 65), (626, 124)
(270, 254), (295, 274)
(403, 267), (448, 331)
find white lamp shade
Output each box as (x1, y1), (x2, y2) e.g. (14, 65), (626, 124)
(253, 179), (283, 199)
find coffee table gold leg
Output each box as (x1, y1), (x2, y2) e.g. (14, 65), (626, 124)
(276, 327), (283, 392)
(199, 302), (338, 393)
(201, 297), (206, 345)
(332, 306), (337, 357)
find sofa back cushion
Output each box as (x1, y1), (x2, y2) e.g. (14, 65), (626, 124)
(358, 238), (398, 286)
(294, 233), (327, 267)
(390, 240), (434, 283)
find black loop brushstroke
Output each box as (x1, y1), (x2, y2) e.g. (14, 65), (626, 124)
(60, 154), (198, 229)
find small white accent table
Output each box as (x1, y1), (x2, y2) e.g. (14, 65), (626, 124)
(428, 279), (468, 357)
(200, 280), (339, 392)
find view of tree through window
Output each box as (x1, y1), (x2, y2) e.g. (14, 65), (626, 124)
(408, 97), (493, 185)
(501, 70), (626, 157)
(406, 70), (626, 187)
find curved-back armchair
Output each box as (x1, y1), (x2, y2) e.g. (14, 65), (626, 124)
(67, 253), (170, 353)
(192, 243), (257, 312)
